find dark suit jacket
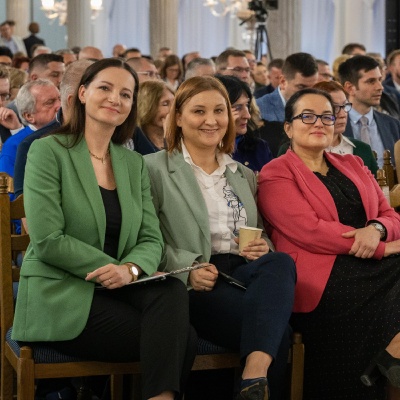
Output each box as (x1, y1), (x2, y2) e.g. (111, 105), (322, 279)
(12, 134), (163, 341)
(343, 110), (400, 165)
(256, 88), (285, 122)
(23, 34), (45, 58)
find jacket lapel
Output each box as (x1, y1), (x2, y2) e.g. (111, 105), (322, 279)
(69, 137), (106, 247)
(167, 151), (211, 245)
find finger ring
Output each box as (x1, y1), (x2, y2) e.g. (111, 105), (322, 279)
(108, 279), (112, 285)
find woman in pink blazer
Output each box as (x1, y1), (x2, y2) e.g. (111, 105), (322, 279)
(258, 88), (400, 400)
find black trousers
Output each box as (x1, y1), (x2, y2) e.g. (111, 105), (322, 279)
(189, 252), (296, 400)
(47, 278), (197, 400)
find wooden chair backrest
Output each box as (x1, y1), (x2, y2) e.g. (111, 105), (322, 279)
(0, 174), (30, 344)
(395, 140), (400, 185)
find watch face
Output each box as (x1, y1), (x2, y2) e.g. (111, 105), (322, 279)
(131, 266), (139, 276)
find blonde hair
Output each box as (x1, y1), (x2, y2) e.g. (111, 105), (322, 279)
(137, 80), (173, 130)
(166, 76), (236, 154)
(332, 54), (351, 81)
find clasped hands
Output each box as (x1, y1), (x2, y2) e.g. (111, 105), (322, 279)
(342, 225), (400, 258)
(189, 238), (270, 292)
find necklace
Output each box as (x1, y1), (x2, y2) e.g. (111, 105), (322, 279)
(88, 148), (110, 164)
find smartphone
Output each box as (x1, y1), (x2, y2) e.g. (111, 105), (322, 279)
(218, 271), (247, 291)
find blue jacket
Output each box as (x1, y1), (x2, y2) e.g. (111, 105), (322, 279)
(256, 88), (285, 122)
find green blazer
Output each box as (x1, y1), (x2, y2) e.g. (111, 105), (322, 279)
(144, 150), (273, 285)
(12, 135), (163, 342)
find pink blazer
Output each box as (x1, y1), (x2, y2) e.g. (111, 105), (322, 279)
(258, 150), (400, 313)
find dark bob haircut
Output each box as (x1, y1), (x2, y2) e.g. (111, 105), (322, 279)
(214, 74), (252, 106)
(285, 88), (335, 123)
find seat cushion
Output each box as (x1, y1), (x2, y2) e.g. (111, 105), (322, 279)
(7, 329), (234, 363)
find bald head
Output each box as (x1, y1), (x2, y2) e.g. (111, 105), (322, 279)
(78, 46), (104, 61)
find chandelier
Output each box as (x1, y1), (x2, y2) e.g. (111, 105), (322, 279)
(41, 0), (103, 25)
(203, 0), (253, 18)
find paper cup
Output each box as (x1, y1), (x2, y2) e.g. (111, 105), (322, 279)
(239, 227), (262, 252)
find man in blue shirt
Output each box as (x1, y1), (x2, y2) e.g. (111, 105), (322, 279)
(339, 55), (400, 167)
(0, 79), (60, 176)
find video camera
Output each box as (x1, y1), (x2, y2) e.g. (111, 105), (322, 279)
(248, 0), (278, 22)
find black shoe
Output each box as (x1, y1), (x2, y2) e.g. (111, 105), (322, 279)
(237, 378), (269, 400)
(361, 350), (400, 388)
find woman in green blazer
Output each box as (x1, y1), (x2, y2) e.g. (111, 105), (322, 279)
(145, 76), (296, 400)
(12, 59), (196, 400)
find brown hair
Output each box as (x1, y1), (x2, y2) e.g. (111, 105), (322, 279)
(53, 58), (139, 146)
(137, 80), (174, 130)
(160, 54), (183, 81)
(166, 76), (236, 154)
(313, 80), (348, 98)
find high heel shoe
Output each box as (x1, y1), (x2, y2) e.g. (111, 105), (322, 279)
(361, 350), (400, 388)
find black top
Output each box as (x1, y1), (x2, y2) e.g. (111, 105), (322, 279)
(99, 186), (121, 259)
(314, 160), (367, 229)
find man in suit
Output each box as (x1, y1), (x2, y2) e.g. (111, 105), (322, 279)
(0, 79), (61, 177)
(0, 21), (27, 55)
(256, 52), (319, 122)
(254, 58), (284, 99)
(28, 53), (65, 89)
(23, 22), (45, 58)
(215, 49), (251, 85)
(339, 55), (400, 167)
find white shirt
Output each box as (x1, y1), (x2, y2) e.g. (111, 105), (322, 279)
(326, 135), (356, 156)
(182, 142), (248, 255)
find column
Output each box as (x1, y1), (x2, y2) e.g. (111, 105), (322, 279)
(67, 0), (92, 48)
(149, 0), (179, 57)
(6, 0), (30, 37)
(265, 0), (302, 59)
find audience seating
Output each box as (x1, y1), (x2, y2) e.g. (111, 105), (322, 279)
(0, 173), (304, 400)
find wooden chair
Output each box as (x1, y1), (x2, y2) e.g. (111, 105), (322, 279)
(395, 140), (400, 185)
(0, 174), (303, 400)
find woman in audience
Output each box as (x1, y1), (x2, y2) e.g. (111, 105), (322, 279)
(8, 67), (28, 102)
(11, 56), (30, 72)
(160, 54), (183, 92)
(145, 76), (296, 400)
(216, 74), (272, 173)
(258, 88), (400, 400)
(12, 58), (196, 400)
(277, 80), (378, 175)
(137, 80), (174, 151)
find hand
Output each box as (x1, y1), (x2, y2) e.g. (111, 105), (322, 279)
(384, 240), (400, 257)
(0, 107), (22, 130)
(189, 264), (218, 291)
(342, 225), (381, 258)
(236, 237), (270, 260)
(86, 263), (132, 289)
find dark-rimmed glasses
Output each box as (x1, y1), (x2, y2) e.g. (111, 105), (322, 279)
(136, 71), (161, 79)
(223, 66), (251, 74)
(291, 113), (336, 126)
(333, 102), (352, 114)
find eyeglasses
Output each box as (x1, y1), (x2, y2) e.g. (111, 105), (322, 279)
(291, 113), (336, 126)
(0, 93), (10, 101)
(333, 102), (352, 114)
(136, 71), (161, 79)
(224, 67), (251, 74)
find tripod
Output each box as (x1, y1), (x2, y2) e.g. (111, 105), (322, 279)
(254, 22), (273, 60)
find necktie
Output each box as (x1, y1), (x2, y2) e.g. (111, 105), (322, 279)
(359, 116), (371, 145)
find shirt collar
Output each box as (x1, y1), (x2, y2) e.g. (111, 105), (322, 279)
(349, 107), (374, 124)
(277, 86), (286, 106)
(181, 140), (237, 173)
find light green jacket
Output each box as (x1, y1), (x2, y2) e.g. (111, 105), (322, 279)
(12, 135), (163, 342)
(144, 150), (273, 285)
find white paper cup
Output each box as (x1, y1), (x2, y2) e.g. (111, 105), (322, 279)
(239, 227), (262, 252)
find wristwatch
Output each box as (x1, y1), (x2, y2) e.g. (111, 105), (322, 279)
(369, 222), (386, 239)
(126, 263), (139, 282)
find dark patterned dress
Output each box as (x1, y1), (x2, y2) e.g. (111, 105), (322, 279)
(291, 162), (400, 400)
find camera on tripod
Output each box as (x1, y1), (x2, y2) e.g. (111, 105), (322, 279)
(248, 0), (278, 22)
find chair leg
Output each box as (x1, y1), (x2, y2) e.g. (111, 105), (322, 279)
(17, 358), (35, 400)
(111, 374), (123, 400)
(290, 333), (304, 400)
(1, 355), (15, 400)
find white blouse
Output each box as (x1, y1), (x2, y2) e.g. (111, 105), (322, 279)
(182, 142), (248, 255)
